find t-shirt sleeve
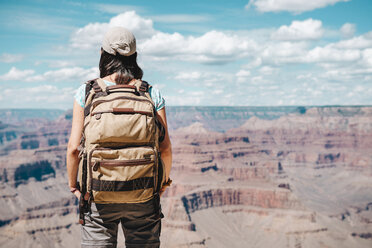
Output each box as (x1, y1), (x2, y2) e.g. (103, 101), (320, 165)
(74, 84), (86, 108)
(149, 86), (165, 112)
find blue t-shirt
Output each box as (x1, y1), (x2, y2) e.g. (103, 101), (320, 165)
(74, 80), (165, 112)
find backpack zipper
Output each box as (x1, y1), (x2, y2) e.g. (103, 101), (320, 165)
(91, 108), (153, 118)
(89, 146), (156, 170)
(92, 158), (153, 171)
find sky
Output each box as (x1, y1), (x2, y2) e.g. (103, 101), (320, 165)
(0, 0), (371, 109)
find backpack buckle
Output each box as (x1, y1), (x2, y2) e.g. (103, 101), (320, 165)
(93, 84), (102, 93)
(139, 85), (147, 92)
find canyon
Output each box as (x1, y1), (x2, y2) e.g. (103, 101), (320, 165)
(0, 106), (371, 248)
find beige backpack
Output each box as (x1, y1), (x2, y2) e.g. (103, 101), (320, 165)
(78, 78), (165, 224)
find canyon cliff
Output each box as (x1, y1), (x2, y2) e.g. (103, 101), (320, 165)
(0, 106), (371, 248)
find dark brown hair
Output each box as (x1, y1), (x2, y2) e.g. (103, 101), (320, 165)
(99, 48), (143, 84)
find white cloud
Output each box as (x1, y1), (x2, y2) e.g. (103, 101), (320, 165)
(261, 41), (308, 64)
(0, 85), (76, 109)
(265, 85), (280, 90)
(260, 39), (365, 65)
(48, 60), (75, 68)
(152, 83), (166, 89)
(139, 32), (185, 57)
(257, 31), (371, 67)
(333, 32), (372, 49)
(304, 46), (360, 63)
(297, 73), (314, 80)
(236, 70), (251, 77)
(340, 23), (356, 38)
(174, 71), (202, 80)
(272, 19), (323, 40)
(212, 89), (223, 95)
(244, 57), (262, 68)
(323, 69), (353, 81)
(188, 31), (254, 57)
(189, 91), (204, 96)
(0, 67), (34, 81)
(362, 48), (372, 67)
(27, 84), (60, 94)
(236, 69), (251, 83)
(353, 85), (364, 93)
(166, 94), (204, 105)
(251, 76), (269, 84)
(306, 87), (323, 96)
(140, 30), (258, 64)
(259, 66), (277, 75)
(70, 11), (258, 64)
(65, 7), (372, 100)
(246, 0), (350, 14)
(0, 66), (98, 83)
(319, 62), (372, 83)
(93, 4), (143, 14)
(6, 10), (371, 107)
(39, 67), (99, 82)
(173, 71), (233, 88)
(70, 22), (109, 49)
(0, 53), (24, 63)
(109, 12), (155, 39)
(70, 11), (155, 49)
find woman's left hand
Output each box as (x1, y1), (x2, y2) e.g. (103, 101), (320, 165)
(70, 187), (81, 199)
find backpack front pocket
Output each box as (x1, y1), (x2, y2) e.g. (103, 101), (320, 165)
(89, 146), (157, 203)
(86, 108), (155, 145)
(90, 146), (156, 182)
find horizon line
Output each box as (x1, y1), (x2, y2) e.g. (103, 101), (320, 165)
(1, 104), (372, 111)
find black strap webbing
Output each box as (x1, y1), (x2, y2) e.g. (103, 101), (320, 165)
(156, 154), (164, 194)
(138, 80), (149, 96)
(84, 79), (103, 117)
(92, 177), (154, 192)
(139, 80), (149, 93)
(85, 79), (97, 103)
(79, 155), (88, 225)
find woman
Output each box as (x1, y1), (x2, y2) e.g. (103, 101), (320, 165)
(66, 27), (172, 248)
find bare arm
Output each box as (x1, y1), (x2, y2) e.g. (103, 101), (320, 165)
(156, 107), (172, 182)
(66, 100), (84, 199)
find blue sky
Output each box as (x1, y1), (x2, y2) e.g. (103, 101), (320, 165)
(0, 0), (371, 109)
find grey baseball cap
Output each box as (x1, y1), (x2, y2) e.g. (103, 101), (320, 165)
(102, 27), (136, 56)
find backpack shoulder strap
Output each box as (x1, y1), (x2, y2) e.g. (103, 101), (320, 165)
(95, 78), (107, 92)
(84, 79), (96, 103)
(132, 79), (153, 100)
(139, 80), (149, 94)
(84, 78), (103, 117)
(137, 80), (165, 142)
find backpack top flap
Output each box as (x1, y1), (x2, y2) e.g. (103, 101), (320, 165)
(84, 79), (157, 146)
